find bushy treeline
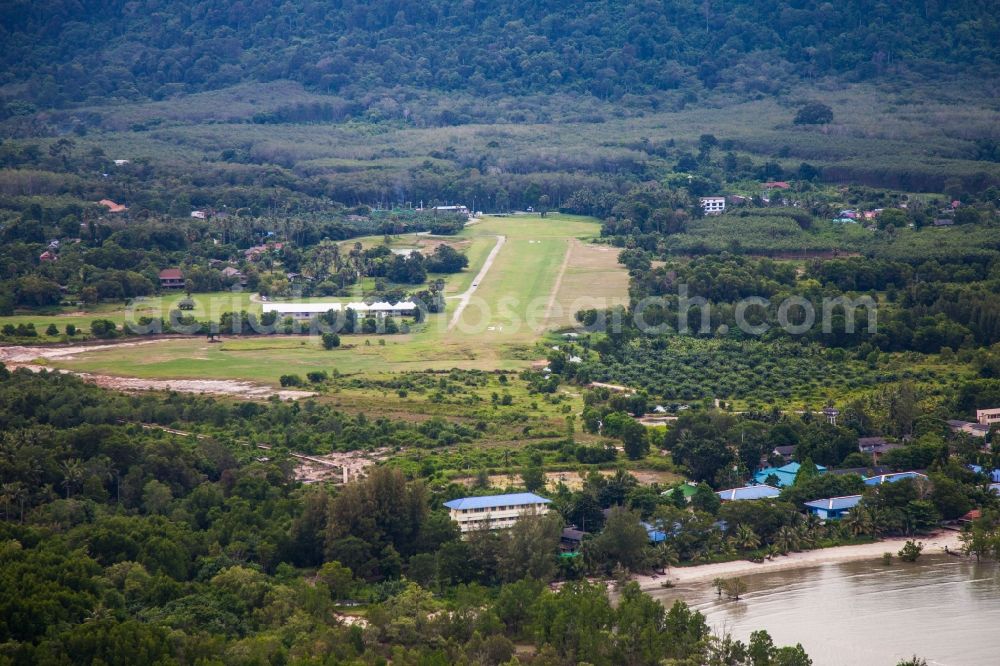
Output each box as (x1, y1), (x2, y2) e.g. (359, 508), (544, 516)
(0, 367), (478, 456)
(0, 202), (466, 313)
(0, 367), (815, 665)
(2, 0), (996, 110)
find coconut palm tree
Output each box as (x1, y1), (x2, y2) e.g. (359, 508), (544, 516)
(796, 521), (816, 548)
(60, 458), (83, 499)
(650, 542), (679, 574)
(733, 523), (761, 551)
(0, 483), (15, 520)
(843, 505), (874, 538)
(866, 506), (889, 538)
(11, 482), (27, 523)
(775, 525), (800, 554)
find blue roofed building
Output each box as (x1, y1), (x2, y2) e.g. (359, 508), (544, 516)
(863, 471), (927, 486)
(753, 462), (826, 488)
(804, 495), (862, 520)
(641, 521), (668, 543)
(444, 492), (551, 534)
(717, 485), (782, 501)
(965, 465), (1000, 482)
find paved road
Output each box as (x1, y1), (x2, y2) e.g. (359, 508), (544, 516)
(447, 234), (505, 331)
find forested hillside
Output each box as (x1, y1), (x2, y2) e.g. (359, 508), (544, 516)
(2, 0), (998, 111)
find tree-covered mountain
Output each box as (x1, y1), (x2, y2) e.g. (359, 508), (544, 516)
(2, 0), (998, 110)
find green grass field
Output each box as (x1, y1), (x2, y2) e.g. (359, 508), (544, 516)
(41, 213), (621, 382)
(0, 291), (257, 339)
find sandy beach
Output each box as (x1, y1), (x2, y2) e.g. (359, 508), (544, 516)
(634, 530), (964, 589)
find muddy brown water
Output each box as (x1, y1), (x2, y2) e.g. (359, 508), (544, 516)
(650, 555), (1000, 666)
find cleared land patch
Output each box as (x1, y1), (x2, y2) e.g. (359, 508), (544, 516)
(545, 240), (630, 329)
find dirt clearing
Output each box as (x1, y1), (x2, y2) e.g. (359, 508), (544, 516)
(0, 341), (315, 400)
(545, 241), (630, 328)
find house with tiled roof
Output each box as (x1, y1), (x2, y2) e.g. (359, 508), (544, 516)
(158, 268), (184, 289)
(98, 199), (127, 213)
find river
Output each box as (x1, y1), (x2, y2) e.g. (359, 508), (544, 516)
(649, 555), (1000, 666)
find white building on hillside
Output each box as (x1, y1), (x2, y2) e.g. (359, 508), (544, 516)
(444, 492), (551, 533)
(699, 197), (726, 215)
(977, 408), (1000, 426)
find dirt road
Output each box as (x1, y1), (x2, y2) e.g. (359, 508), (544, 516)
(543, 239), (573, 323)
(447, 234), (505, 331)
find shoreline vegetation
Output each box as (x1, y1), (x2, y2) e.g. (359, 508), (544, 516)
(635, 530), (964, 589)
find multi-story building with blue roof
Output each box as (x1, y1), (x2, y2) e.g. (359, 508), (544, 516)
(443, 492), (552, 533)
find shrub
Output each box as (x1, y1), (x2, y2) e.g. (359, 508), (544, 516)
(794, 102), (833, 125)
(65, 323), (76, 336)
(322, 332), (341, 349)
(45, 323), (59, 336)
(898, 540), (923, 562)
(279, 374), (303, 387)
(90, 319), (118, 338)
(306, 371), (328, 383)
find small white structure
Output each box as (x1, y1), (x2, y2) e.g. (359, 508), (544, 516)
(432, 205), (469, 214)
(190, 210), (207, 219)
(350, 301), (417, 317)
(977, 408), (1000, 426)
(263, 303), (342, 320)
(699, 197), (726, 215)
(444, 493), (551, 534)
(948, 420), (989, 438)
(113, 159), (130, 166)
(263, 301), (417, 321)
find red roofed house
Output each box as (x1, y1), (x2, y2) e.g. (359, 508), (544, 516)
(762, 181), (791, 189)
(98, 199), (128, 214)
(159, 268), (184, 289)
(39, 250), (57, 262)
(959, 509), (982, 525)
(243, 242), (285, 261)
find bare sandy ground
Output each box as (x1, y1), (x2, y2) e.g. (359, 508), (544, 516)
(0, 341), (315, 400)
(635, 530), (964, 589)
(0, 340), (169, 364)
(294, 447), (394, 484)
